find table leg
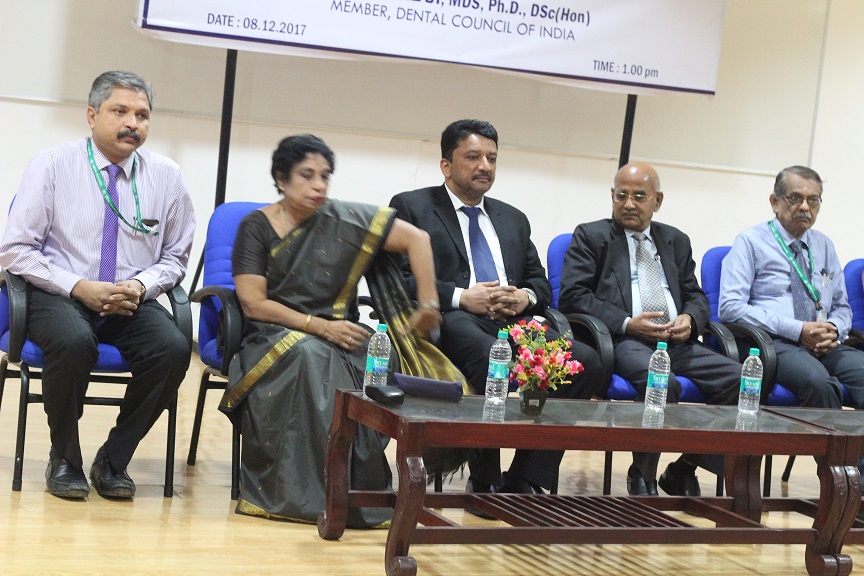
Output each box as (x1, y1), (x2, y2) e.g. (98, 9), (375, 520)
(318, 391), (357, 540)
(725, 454), (763, 522)
(384, 421), (426, 576)
(804, 455), (858, 576)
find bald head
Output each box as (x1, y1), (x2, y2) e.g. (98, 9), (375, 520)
(614, 162), (661, 191)
(611, 162), (663, 231)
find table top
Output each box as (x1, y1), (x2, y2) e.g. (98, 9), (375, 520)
(343, 391), (838, 455)
(765, 406), (864, 435)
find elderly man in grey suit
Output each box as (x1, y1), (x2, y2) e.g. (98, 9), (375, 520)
(557, 162), (741, 496)
(389, 119), (602, 512)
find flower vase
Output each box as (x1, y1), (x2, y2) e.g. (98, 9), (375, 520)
(519, 389), (548, 416)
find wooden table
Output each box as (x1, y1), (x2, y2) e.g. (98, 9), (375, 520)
(318, 392), (860, 576)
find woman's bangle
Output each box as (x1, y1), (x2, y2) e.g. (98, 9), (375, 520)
(301, 314), (313, 332)
(418, 300), (440, 312)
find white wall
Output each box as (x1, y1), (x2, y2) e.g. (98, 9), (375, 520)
(1, 0), (861, 294)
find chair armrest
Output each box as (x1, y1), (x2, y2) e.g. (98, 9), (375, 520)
(1, 271), (29, 363)
(724, 321), (778, 404)
(845, 328), (864, 350)
(166, 285), (193, 350)
(702, 321), (738, 360)
(564, 312), (614, 392)
(191, 285), (244, 375)
(543, 307), (572, 339)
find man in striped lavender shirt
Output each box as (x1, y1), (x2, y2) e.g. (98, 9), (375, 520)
(0, 70), (195, 500)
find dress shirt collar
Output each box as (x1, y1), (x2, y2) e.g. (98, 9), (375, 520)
(87, 137), (137, 179)
(769, 217), (813, 248)
(444, 183), (488, 215)
(624, 225), (654, 243)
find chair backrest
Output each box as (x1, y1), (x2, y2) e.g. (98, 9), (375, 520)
(546, 233), (573, 309)
(844, 258), (864, 332)
(197, 202), (268, 364)
(700, 246), (732, 322)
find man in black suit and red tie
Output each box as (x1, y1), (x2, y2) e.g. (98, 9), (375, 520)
(557, 162), (741, 496)
(389, 119), (602, 513)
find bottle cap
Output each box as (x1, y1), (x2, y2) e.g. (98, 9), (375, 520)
(657, 341), (668, 350)
(497, 329), (508, 339)
(749, 347), (760, 356)
(377, 323), (388, 331)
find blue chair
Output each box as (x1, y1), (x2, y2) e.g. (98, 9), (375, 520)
(186, 201), (266, 500)
(547, 233), (736, 495)
(0, 272), (191, 496)
(701, 246), (855, 406)
(700, 246), (861, 493)
(843, 258), (864, 340)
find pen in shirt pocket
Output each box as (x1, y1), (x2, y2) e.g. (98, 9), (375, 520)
(821, 268), (829, 287)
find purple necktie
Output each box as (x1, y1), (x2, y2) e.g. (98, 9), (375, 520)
(98, 164), (121, 283)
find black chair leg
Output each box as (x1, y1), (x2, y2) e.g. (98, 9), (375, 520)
(13, 365), (30, 491)
(231, 423), (241, 500)
(0, 357), (8, 414)
(602, 451), (613, 495)
(715, 473), (724, 497)
(433, 472), (443, 493)
(164, 394), (177, 498)
(781, 455), (796, 482)
(186, 372), (211, 466)
(763, 455), (773, 497)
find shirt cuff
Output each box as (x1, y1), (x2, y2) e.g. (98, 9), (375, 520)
(56, 271), (84, 298)
(451, 287), (463, 310)
(777, 317), (805, 342)
(621, 317), (631, 334)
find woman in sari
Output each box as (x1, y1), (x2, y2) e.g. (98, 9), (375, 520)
(221, 134), (448, 527)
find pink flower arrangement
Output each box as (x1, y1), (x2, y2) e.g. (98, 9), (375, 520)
(507, 319), (584, 393)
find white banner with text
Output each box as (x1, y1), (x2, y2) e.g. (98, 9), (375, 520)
(136, 0), (725, 95)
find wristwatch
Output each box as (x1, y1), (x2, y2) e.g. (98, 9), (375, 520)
(136, 281), (146, 300)
(525, 288), (537, 309)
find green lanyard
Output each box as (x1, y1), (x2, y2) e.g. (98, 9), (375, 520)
(769, 220), (821, 310)
(86, 138), (157, 236)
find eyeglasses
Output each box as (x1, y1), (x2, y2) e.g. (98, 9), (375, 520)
(612, 190), (655, 204)
(777, 193), (822, 208)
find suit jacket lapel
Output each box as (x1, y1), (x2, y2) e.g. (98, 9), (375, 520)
(484, 199), (512, 278)
(652, 226), (682, 308)
(610, 224), (633, 313)
(432, 186), (469, 264)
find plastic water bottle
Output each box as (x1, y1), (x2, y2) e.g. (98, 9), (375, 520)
(484, 329), (512, 403)
(735, 410), (758, 431)
(645, 341), (670, 410)
(482, 399), (506, 423)
(738, 347), (763, 414)
(363, 323), (391, 389)
(642, 406), (665, 429)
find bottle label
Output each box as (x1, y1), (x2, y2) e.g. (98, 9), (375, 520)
(740, 376), (761, 395)
(366, 356), (389, 374)
(647, 371), (668, 390)
(488, 360), (509, 379)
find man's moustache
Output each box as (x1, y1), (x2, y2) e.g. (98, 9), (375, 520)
(117, 130), (141, 142)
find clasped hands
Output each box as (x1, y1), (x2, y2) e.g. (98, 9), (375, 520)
(71, 279), (145, 317)
(627, 312), (692, 344)
(799, 321), (839, 357)
(459, 281), (530, 321)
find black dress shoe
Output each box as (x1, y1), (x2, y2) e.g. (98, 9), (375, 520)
(465, 478), (499, 520)
(659, 460), (701, 497)
(90, 454), (135, 499)
(500, 475), (545, 495)
(45, 457), (89, 499)
(626, 465), (658, 496)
